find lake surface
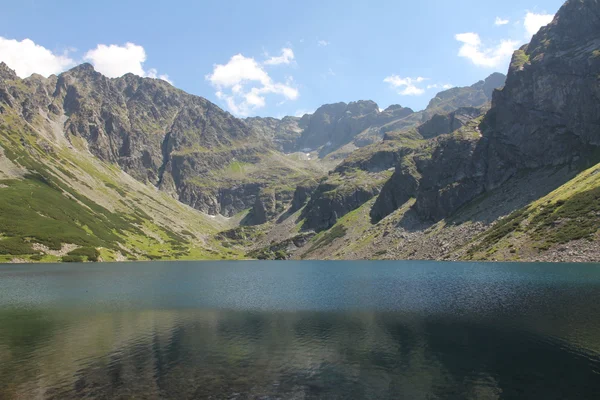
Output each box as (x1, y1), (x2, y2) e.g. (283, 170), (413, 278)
(1, 261), (600, 399)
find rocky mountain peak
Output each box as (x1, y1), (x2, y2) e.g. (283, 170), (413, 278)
(346, 100), (379, 115)
(529, 0), (599, 57)
(0, 62), (17, 81)
(64, 63), (96, 77)
(482, 72), (507, 97)
(383, 104), (406, 112)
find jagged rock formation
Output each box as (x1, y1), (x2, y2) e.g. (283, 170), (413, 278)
(0, 63), (321, 217)
(4, 0), (598, 263)
(244, 74), (505, 159)
(244, 116), (303, 153)
(373, 0), (600, 224)
(417, 107), (483, 139)
(485, 0), (600, 187)
(423, 73), (505, 119)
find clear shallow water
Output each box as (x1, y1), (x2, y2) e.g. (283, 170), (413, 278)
(0, 261), (600, 399)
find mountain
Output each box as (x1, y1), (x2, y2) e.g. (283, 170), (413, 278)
(280, 0), (600, 262)
(2, 0), (598, 263)
(245, 74), (505, 159)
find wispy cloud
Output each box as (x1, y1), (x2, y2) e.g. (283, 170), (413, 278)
(495, 17), (510, 26)
(455, 32), (519, 68)
(317, 40), (330, 47)
(455, 11), (555, 69)
(383, 76), (428, 96)
(427, 83), (454, 90)
(264, 48), (295, 66)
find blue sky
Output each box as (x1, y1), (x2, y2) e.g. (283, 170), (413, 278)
(0, 0), (564, 117)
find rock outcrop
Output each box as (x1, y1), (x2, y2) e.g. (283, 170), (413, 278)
(373, 0), (600, 223)
(417, 107), (483, 139)
(423, 73), (505, 120)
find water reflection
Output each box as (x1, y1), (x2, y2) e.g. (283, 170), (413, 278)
(1, 261), (600, 399)
(1, 308), (600, 399)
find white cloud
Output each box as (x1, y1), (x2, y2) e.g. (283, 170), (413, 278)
(495, 17), (510, 26)
(84, 43), (146, 77)
(206, 53), (299, 116)
(384, 75), (427, 96)
(83, 42), (171, 83)
(0, 37), (75, 78)
(318, 40), (330, 47)
(146, 68), (173, 84)
(264, 48), (295, 66)
(427, 83), (454, 90)
(455, 32), (519, 68)
(524, 12), (554, 37)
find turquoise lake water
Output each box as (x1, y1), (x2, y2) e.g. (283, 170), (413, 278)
(1, 260), (599, 399)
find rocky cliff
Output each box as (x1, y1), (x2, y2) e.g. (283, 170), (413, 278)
(372, 0), (600, 224)
(3, 0), (598, 263)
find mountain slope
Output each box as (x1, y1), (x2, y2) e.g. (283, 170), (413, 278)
(0, 102), (240, 262)
(251, 0), (600, 262)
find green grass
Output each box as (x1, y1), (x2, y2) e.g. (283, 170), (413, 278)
(530, 186), (600, 244)
(466, 163), (600, 258)
(0, 237), (36, 255)
(511, 49), (530, 69)
(0, 112), (226, 261)
(67, 247), (100, 262)
(61, 255), (84, 263)
(305, 224), (347, 255)
(466, 209), (527, 257)
(0, 177), (126, 250)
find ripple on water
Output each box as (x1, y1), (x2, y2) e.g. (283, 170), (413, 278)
(1, 261), (600, 399)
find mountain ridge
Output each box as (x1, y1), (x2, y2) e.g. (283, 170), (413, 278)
(1, 0), (599, 263)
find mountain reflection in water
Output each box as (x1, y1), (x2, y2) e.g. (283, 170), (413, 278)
(1, 261), (600, 399)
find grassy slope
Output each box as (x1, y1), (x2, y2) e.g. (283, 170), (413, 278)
(0, 110), (243, 263)
(465, 163), (600, 261)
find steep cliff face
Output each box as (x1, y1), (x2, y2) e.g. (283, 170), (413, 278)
(0, 63), (322, 217)
(371, 118), (485, 222)
(423, 73), (505, 119)
(244, 116), (303, 153)
(294, 100), (416, 154)
(484, 0), (600, 188)
(418, 107), (483, 139)
(373, 0), (600, 223)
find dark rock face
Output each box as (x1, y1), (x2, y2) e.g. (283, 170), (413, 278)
(301, 182), (379, 231)
(296, 101), (376, 151)
(245, 116), (303, 153)
(373, 0), (600, 223)
(483, 0), (600, 188)
(290, 179), (320, 212)
(249, 187), (295, 224)
(482, 73), (507, 98)
(0, 63), (277, 216)
(371, 120), (486, 222)
(370, 160), (420, 222)
(423, 73), (506, 120)
(295, 101), (414, 154)
(418, 107), (482, 139)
